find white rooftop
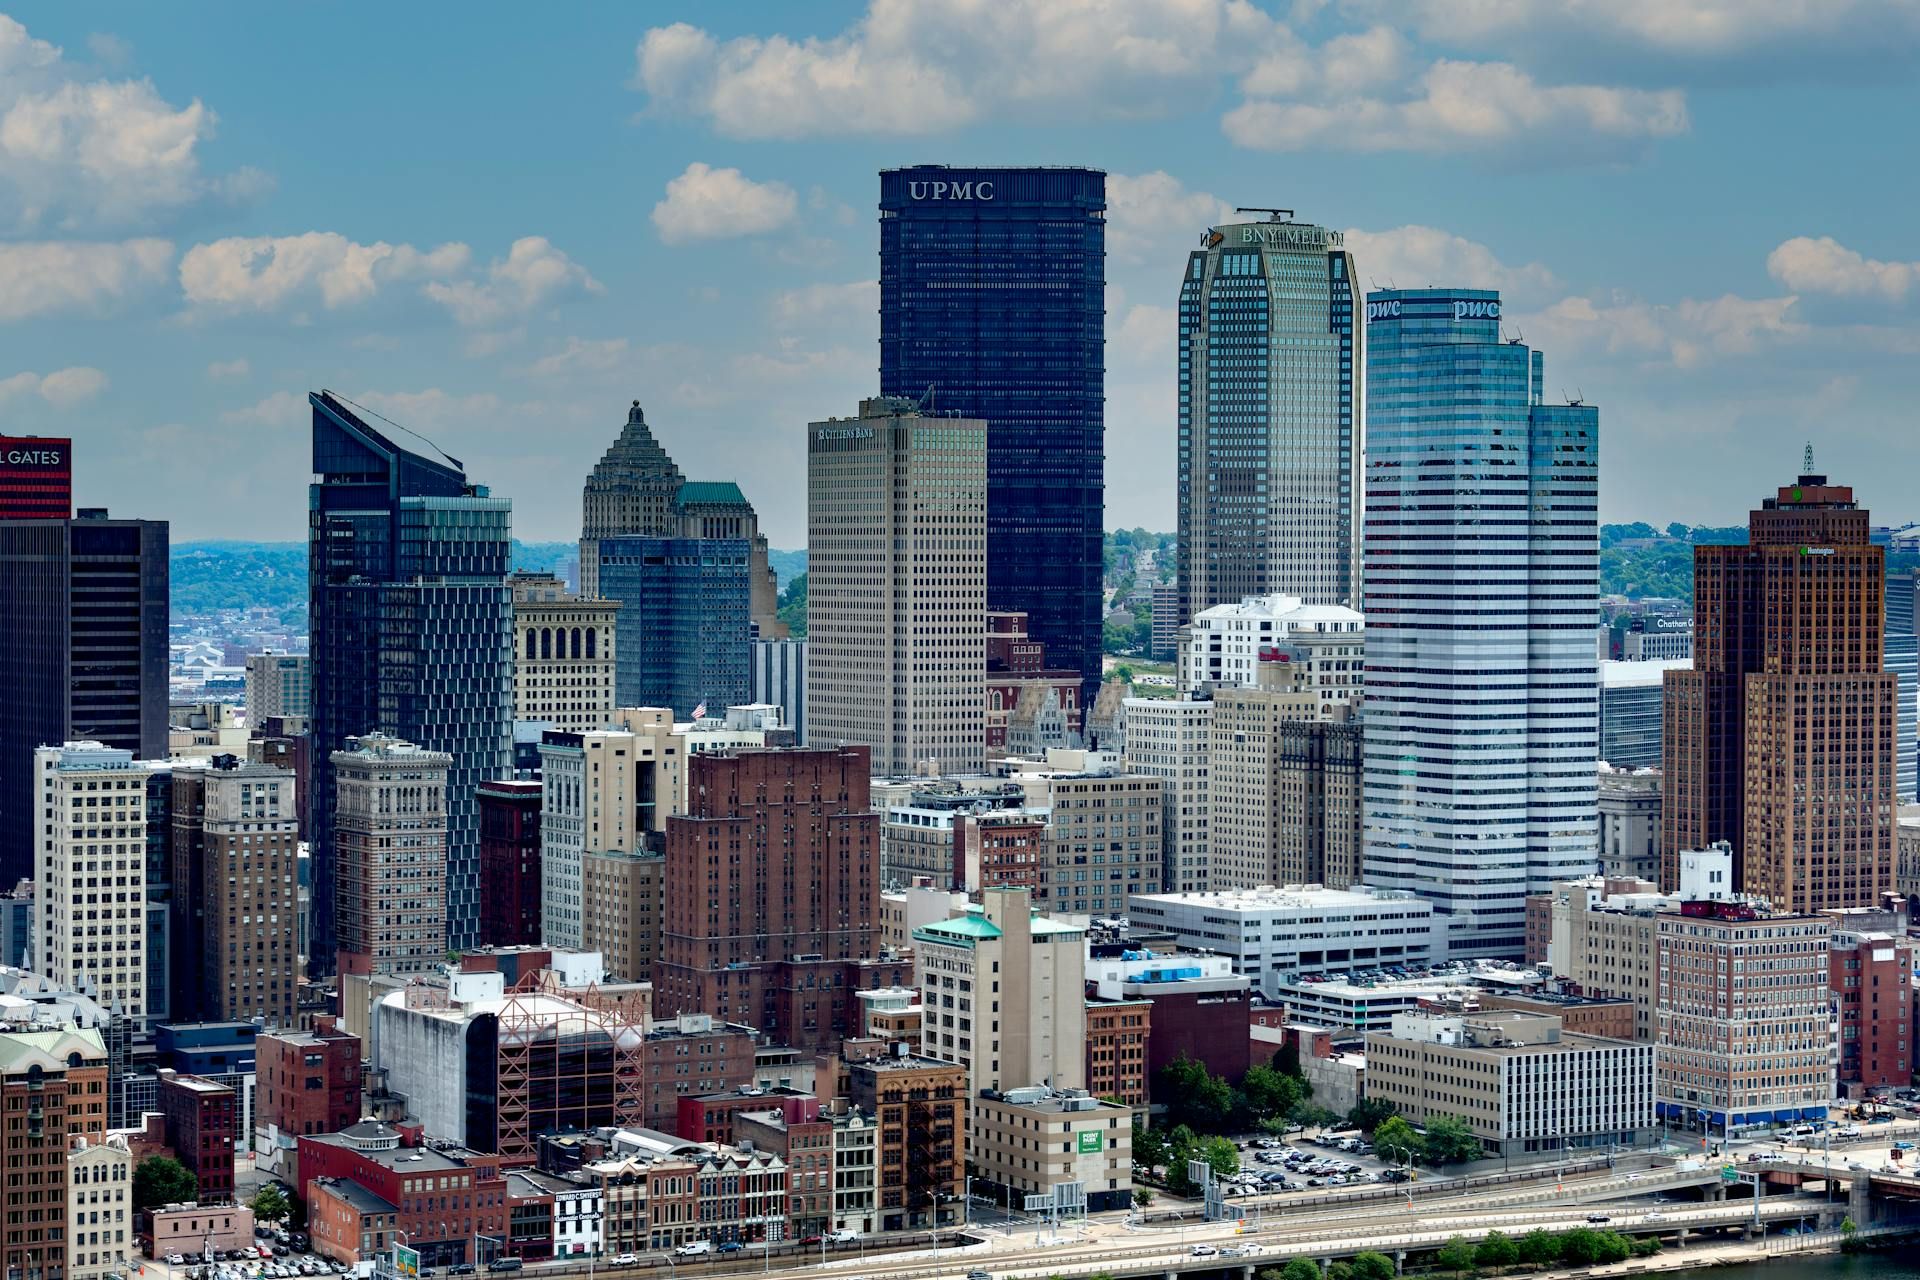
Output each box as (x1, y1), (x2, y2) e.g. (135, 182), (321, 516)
(1600, 658), (1691, 688)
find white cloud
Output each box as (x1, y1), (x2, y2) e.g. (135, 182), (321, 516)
(0, 365), (108, 408)
(1384, 0), (1920, 62)
(1342, 225), (1560, 305)
(0, 237), (171, 321)
(205, 357), (249, 380)
(180, 232), (470, 311)
(1767, 236), (1919, 301)
(634, 2), (1284, 139)
(423, 236), (602, 326)
(0, 14), (251, 230)
(528, 336), (631, 377)
(1224, 59), (1687, 161)
(651, 163), (797, 245)
(1520, 291), (1807, 370)
(219, 389), (305, 425)
(769, 280), (876, 327)
(1106, 172), (1236, 265)
(356, 388), (505, 430)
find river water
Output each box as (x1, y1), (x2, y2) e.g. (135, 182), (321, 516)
(1702, 1253), (1920, 1280)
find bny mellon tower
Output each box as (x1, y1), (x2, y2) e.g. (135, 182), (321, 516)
(1177, 212), (1359, 623)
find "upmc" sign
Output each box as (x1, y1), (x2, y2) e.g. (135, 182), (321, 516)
(908, 180), (994, 200)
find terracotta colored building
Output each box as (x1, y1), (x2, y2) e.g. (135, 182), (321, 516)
(1, 1028), (108, 1280)
(257, 1021), (361, 1138)
(984, 612), (1081, 749)
(1084, 998), (1151, 1110)
(1664, 464), (1897, 913)
(1829, 927), (1914, 1094)
(1524, 892), (1553, 966)
(157, 1071), (236, 1204)
(636, 1015), (759, 1132)
(659, 748), (881, 1051)
(478, 780), (543, 947)
(735, 1099), (835, 1237)
(674, 1087), (819, 1145)
(1476, 990), (1637, 1042)
(298, 1122), (507, 1268)
(845, 1051), (964, 1232)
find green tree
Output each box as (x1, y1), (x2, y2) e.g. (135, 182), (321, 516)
(1157, 1055), (1236, 1132)
(1132, 1121), (1170, 1172)
(1327, 1264), (1354, 1280)
(133, 1156), (196, 1211)
(1435, 1237), (1477, 1275)
(1372, 1115), (1424, 1164)
(1240, 1064), (1306, 1123)
(1273, 1038), (1305, 1082)
(1196, 1135), (1240, 1180)
(1132, 1188), (1154, 1208)
(1513, 1229), (1557, 1267)
(777, 571), (808, 637)
(1420, 1115), (1484, 1166)
(1278, 1259), (1323, 1280)
(1555, 1228), (1602, 1267)
(1631, 1237), (1661, 1258)
(1291, 1102), (1341, 1131)
(250, 1184), (291, 1224)
(1347, 1253), (1395, 1280)
(1593, 1233), (1632, 1265)
(1840, 1216), (1858, 1236)
(1347, 1097), (1397, 1133)
(1473, 1231), (1518, 1269)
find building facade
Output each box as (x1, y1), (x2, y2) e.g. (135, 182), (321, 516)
(1083, 999), (1151, 1111)
(1598, 767), (1662, 884)
(66, 1134), (130, 1280)
(1177, 216), (1359, 618)
(1828, 927), (1913, 1094)
(331, 734), (451, 980)
(1365, 1010), (1654, 1158)
(580, 849), (662, 985)
(478, 779), (543, 948)
(0, 435), (72, 519)
(969, 1089), (1131, 1214)
(1664, 465), (1898, 913)
(598, 537), (751, 719)
(158, 1071), (238, 1204)
(1655, 902), (1832, 1132)
(1599, 659), (1685, 770)
(0, 1028), (108, 1280)
(307, 390), (513, 961)
(510, 574), (618, 735)
(751, 639), (808, 744)
(879, 166), (1105, 710)
(169, 756), (300, 1026)
(845, 1053), (965, 1231)
(244, 653), (312, 724)
(1361, 290), (1600, 959)
(658, 749), (881, 1051)
(1121, 697), (1212, 892)
(807, 398), (987, 776)
(35, 744), (152, 1022)
(1177, 594), (1366, 704)
(0, 511), (167, 887)
(914, 888), (1086, 1097)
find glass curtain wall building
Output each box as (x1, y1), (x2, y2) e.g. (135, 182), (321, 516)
(1887, 567), (1917, 802)
(307, 391), (513, 963)
(597, 536), (751, 718)
(1361, 290), (1599, 958)
(1176, 217), (1359, 624)
(879, 166), (1105, 707)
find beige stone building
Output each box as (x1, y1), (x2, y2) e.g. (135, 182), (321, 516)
(581, 848), (663, 984)
(331, 734), (449, 982)
(1210, 655), (1362, 890)
(1546, 875), (1666, 1041)
(67, 1134), (130, 1280)
(914, 887), (1086, 1097)
(511, 573), (618, 734)
(807, 398), (987, 776)
(1598, 766), (1662, 884)
(1121, 696), (1211, 892)
(1365, 1009), (1655, 1159)
(34, 744), (152, 1020)
(969, 1089), (1132, 1214)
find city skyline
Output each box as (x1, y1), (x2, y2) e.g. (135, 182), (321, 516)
(4, 4), (1920, 546)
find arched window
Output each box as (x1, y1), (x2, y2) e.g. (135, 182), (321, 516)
(540, 628), (552, 660)
(571, 627), (583, 659)
(585, 628), (596, 659)
(525, 629), (537, 660)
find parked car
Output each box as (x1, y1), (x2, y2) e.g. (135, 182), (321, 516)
(716, 1243), (744, 1254)
(487, 1259), (523, 1273)
(675, 1242), (713, 1258)
(827, 1231), (861, 1245)
(798, 1236), (824, 1247)
(609, 1256), (641, 1267)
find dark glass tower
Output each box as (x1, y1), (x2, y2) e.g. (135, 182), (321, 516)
(879, 166), (1105, 705)
(0, 509), (168, 885)
(597, 535), (751, 717)
(307, 391), (513, 964)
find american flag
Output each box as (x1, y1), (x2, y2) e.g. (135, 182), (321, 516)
(691, 701), (707, 720)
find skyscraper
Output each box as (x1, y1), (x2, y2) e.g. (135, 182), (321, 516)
(879, 166), (1106, 706)
(0, 509), (167, 886)
(1663, 462), (1897, 912)
(1361, 289), (1599, 958)
(306, 390), (513, 962)
(35, 743), (153, 1022)
(597, 535), (751, 717)
(807, 397), (987, 776)
(332, 733), (451, 979)
(1177, 214), (1359, 621)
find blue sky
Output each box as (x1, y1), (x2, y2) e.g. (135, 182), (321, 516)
(4, 1), (1920, 547)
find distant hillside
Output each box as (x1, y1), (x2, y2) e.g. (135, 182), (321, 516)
(172, 540), (806, 616)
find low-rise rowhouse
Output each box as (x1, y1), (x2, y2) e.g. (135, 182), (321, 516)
(589, 1128), (787, 1251)
(1365, 1010), (1654, 1160)
(969, 1089), (1132, 1214)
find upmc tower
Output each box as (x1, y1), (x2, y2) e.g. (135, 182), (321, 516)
(880, 166), (1106, 707)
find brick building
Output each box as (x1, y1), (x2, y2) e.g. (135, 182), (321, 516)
(845, 1050), (964, 1232)
(1083, 998), (1151, 1111)
(581, 849), (662, 985)
(1, 1029), (108, 1280)
(478, 780), (543, 948)
(673, 1087), (818, 1145)
(637, 1015), (758, 1132)
(298, 1122), (507, 1268)
(659, 748), (881, 1052)
(1829, 927), (1914, 1094)
(734, 1100), (834, 1237)
(157, 1071), (236, 1204)
(255, 1020), (361, 1184)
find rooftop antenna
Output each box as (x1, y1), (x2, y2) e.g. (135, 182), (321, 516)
(1803, 441), (1815, 474)
(1565, 389), (1584, 407)
(1235, 206), (1295, 223)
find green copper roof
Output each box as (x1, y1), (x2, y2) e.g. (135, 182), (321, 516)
(677, 481), (749, 507)
(0, 1027), (106, 1072)
(915, 916), (1002, 945)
